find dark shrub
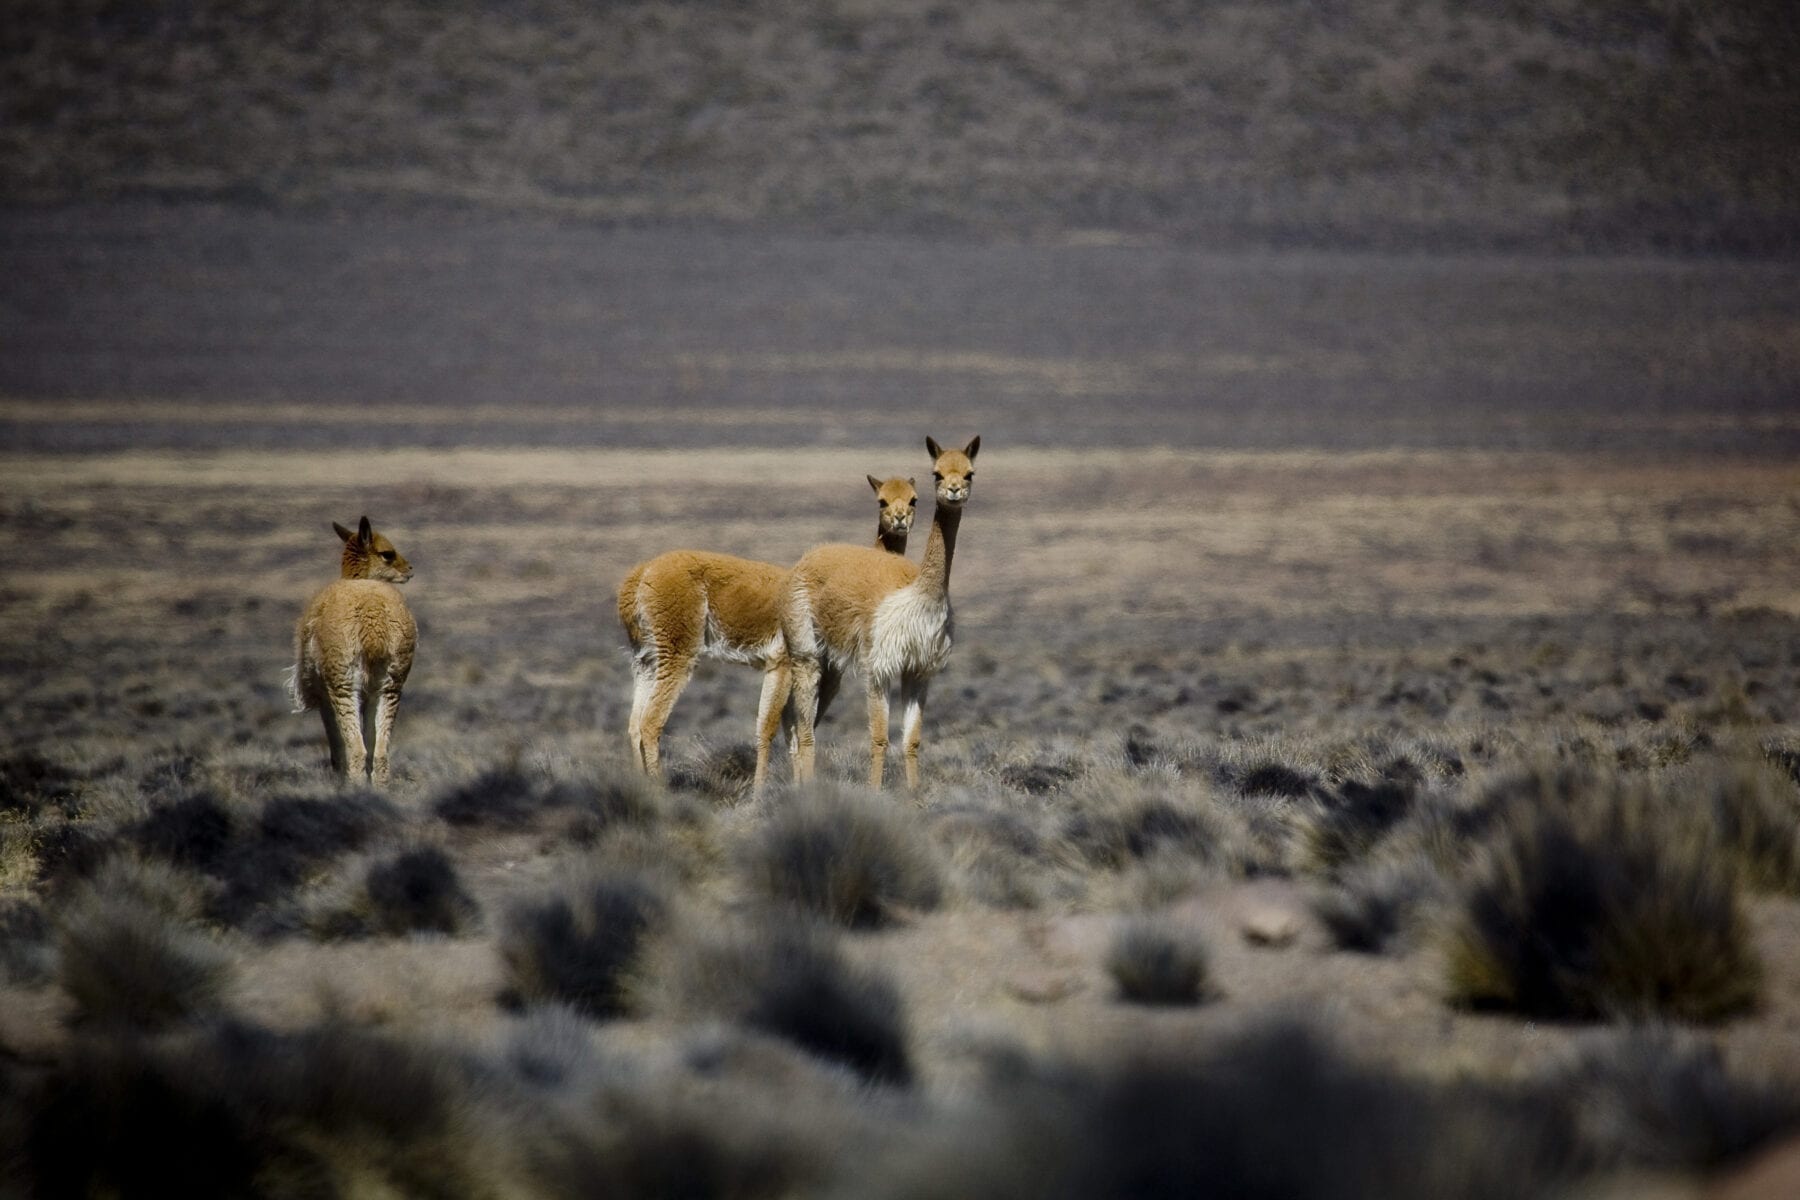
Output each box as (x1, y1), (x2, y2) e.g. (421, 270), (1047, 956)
(132, 791), (234, 870)
(668, 743), (759, 802)
(1446, 769), (1760, 1022)
(0, 898), (53, 986)
(1689, 759), (1800, 893)
(57, 900), (231, 1030)
(1312, 860), (1446, 954)
(208, 790), (394, 930)
(0, 751), (78, 817)
(857, 1019), (1559, 1200)
(1235, 760), (1319, 799)
(432, 766), (544, 828)
(363, 847), (479, 936)
(1550, 1027), (1800, 1172)
(738, 925), (912, 1085)
(1106, 919), (1209, 1006)
(1000, 760), (1080, 796)
(746, 790), (942, 928)
(500, 874), (668, 1017)
(1062, 797), (1225, 871)
(1306, 772), (1420, 870)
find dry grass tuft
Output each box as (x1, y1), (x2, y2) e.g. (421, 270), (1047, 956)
(1445, 765), (1761, 1022)
(499, 872), (670, 1017)
(744, 788), (943, 928)
(56, 899), (231, 1030)
(1105, 918), (1211, 1006)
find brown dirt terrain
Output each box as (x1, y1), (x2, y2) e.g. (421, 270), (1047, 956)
(2, 210), (1800, 1195)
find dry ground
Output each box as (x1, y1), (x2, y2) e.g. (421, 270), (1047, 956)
(3, 217), (1800, 1195)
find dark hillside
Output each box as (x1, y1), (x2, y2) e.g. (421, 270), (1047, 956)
(3, 0), (1797, 252)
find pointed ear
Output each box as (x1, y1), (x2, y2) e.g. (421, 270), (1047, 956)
(926, 436), (944, 460)
(963, 435), (980, 461)
(357, 516), (373, 546)
(333, 521), (355, 544)
(907, 477), (915, 487)
(867, 474), (882, 494)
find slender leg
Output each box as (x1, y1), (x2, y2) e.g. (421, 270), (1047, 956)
(636, 652), (696, 778)
(327, 681), (367, 781)
(369, 677), (403, 787)
(900, 674), (930, 791)
(319, 705), (347, 775)
(626, 654), (655, 771)
(865, 674), (891, 789)
(753, 659), (791, 793)
(788, 653), (822, 784)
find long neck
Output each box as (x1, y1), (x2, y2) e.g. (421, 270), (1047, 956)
(917, 503), (961, 597)
(340, 545), (370, 578)
(876, 524), (908, 555)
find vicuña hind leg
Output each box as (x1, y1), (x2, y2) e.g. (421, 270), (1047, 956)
(900, 674), (929, 791)
(865, 674), (891, 789)
(753, 659), (791, 793)
(369, 678), (402, 787)
(319, 705), (347, 775)
(626, 656), (655, 769)
(788, 654), (823, 783)
(636, 652), (697, 778)
(327, 682), (367, 780)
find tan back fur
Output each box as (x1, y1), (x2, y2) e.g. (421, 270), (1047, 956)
(290, 516), (418, 786)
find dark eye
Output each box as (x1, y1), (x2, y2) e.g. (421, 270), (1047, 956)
(380, 550), (396, 562)
(933, 472), (943, 481)
(878, 498), (888, 507)
(908, 498), (917, 507)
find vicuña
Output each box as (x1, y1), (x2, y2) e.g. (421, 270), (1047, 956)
(619, 474), (917, 788)
(773, 436), (978, 790)
(288, 516), (418, 786)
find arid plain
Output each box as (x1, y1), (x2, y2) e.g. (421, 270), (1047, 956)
(4, 214), (1800, 1196)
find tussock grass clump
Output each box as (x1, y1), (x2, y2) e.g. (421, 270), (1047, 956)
(667, 743), (760, 803)
(131, 789), (234, 870)
(364, 846), (479, 936)
(1549, 1026), (1800, 1173)
(999, 759), (1081, 796)
(745, 789), (942, 928)
(21, 1020), (483, 1198)
(856, 1019), (1552, 1200)
(500, 873), (669, 1017)
(1303, 768), (1428, 872)
(1106, 919), (1210, 1006)
(0, 898), (54, 986)
(56, 899), (231, 1030)
(1446, 766), (1760, 1022)
(0, 750), (79, 817)
(1683, 757), (1800, 894)
(933, 803), (1053, 910)
(648, 919), (913, 1085)
(434, 761), (666, 836)
(1312, 859), (1447, 954)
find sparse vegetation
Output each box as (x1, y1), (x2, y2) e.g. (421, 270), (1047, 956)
(1105, 918), (1210, 1006)
(499, 873), (670, 1017)
(1445, 766), (1762, 1022)
(744, 788), (943, 927)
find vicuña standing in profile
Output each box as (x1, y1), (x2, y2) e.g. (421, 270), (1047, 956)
(619, 474), (917, 788)
(288, 516), (418, 786)
(773, 436), (979, 791)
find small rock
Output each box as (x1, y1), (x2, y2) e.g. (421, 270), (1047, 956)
(1241, 905), (1300, 948)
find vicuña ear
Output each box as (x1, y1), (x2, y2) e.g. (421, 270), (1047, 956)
(357, 516), (373, 546)
(333, 521), (355, 544)
(926, 436), (944, 460)
(963, 435), (980, 461)
(867, 474), (882, 494)
(908, 477), (916, 487)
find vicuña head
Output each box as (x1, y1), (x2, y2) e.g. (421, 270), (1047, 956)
(290, 515), (418, 786)
(870, 474), (917, 553)
(334, 517), (413, 583)
(619, 471), (917, 789)
(768, 434), (981, 792)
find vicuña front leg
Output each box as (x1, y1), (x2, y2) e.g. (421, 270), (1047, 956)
(900, 674), (929, 791)
(865, 674), (891, 789)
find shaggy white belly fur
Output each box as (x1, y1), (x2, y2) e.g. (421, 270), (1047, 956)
(866, 585), (953, 687)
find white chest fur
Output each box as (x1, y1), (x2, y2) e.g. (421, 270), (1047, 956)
(866, 584), (953, 686)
